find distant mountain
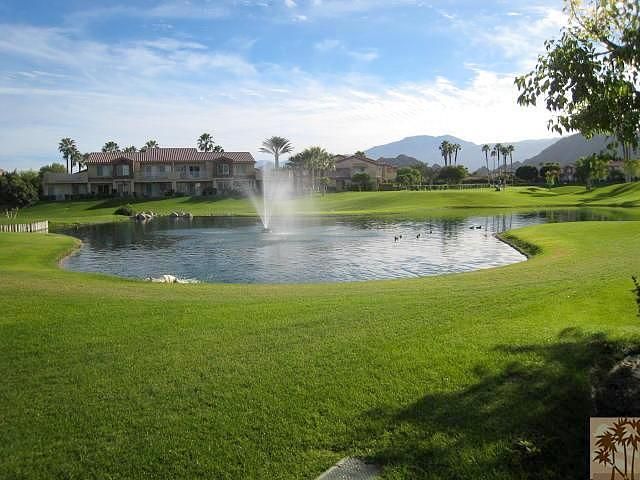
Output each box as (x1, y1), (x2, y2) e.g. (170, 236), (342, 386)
(523, 133), (624, 167)
(365, 135), (558, 171)
(377, 154), (423, 167)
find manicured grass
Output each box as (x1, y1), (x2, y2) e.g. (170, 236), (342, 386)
(1, 220), (640, 478)
(4, 183), (640, 225)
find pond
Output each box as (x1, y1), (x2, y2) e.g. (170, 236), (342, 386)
(60, 209), (627, 284)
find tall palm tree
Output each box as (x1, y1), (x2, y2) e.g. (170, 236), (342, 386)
(143, 140), (159, 150)
(102, 141), (120, 153)
(493, 143), (503, 185)
(197, 133), (214, 152)
(58, 138), (77, 174)
(71, 149), (85, 173)
(439, 140), (451, 167)
(452, 143), (462, 166)
(500, 145), (510, 187)
(123, 146), (137, 154)
(260, 136), (293, 169)
(481, 144), (491, 184)
(213, 145), (224, 153)
(506, 144), (515, 183)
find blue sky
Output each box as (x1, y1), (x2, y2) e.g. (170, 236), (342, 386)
(0, 0), (566, 169)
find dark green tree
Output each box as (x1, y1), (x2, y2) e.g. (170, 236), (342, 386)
(575, 153), (610, 190)
(396, 167), (422, 187)
(515, 1), (640, 167)
(438, 165), (467, 184)
(515, 165), (539, 182)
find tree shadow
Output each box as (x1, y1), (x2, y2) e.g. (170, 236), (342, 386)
(347, 328), (639, 478)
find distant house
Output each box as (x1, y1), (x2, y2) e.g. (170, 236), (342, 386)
(330, 154), (397, 191)
(42, 148), (257, 200)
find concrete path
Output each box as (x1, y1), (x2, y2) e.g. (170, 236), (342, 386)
(315, 457), (381, 480)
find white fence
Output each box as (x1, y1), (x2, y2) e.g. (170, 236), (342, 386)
(0, 220), (49, 233)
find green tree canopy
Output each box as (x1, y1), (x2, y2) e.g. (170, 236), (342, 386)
(396, 167), (422, 187)
(516, 0), (640, 162)
(259, 136), (293, 169)
(515, 165), (539, 182)
(437, 165), (468, 184)
(575, 153), (610, 190)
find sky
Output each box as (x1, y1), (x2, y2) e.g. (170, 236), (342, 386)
(0, 0), (567, 170)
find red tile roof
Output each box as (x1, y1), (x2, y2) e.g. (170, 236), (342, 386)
(85, 148), (255, 164)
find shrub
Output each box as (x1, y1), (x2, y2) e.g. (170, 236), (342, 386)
(114, 204), (134, 216)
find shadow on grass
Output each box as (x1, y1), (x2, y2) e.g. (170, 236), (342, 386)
(348, 328), (638, 479)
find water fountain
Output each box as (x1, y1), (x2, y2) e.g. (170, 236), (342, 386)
(247, 166), (296, 233)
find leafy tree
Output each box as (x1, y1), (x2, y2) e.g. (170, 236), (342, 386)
(515, 165), (539, 182)
(39, 163), (67, 176)
(515, 0), (640, 166)
(396, 167), (422, 187)
(354, 151), (366, 158)
(351, 172), (372, 191)
(102, 141), (120, 153)
(294, 146), (333, 192)
(213, 145), (224, 153)
(575, 153), (610, 190)
(438, 165), (468, 184)
(259, 136), (293, 169)
(540, 162), (561, 189)
(623, 159), (640, 182)
(420, 164), (439, 185)
(0, 170), (39, 207)
(58, 138), (77, 174)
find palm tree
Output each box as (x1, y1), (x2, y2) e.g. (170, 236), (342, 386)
(481, 144), (491, 184)
(505, 144), (515, 184)
(58, 138), (76, 173)
(259, 136), (293, 169)
(71, 149), (85, 173)
(493, 143), (503, 185)
(123, 146), (137, 154)
(213, 145), (224, 153)
(452, 143), (462, 166)
(58, 138), (77, 174)
(197, 133), (214, 152)
(102, 141), (120, 153)
(143, 140), (159, 150)
(439, 140), (451, 167)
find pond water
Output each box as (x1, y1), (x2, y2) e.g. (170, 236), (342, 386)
(60, 209), (626, 284)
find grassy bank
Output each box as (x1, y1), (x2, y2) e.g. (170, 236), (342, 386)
(1, 220), (640, 478)
(4, 183), (640, 225)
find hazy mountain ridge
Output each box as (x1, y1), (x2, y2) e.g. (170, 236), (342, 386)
(523, 134), (625, 167)
(365, 135), (558, 171)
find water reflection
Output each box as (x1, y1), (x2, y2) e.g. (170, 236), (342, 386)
(59, 209), (629, 284)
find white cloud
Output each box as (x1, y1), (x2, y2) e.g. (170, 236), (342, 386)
(284, 0), (297, 8)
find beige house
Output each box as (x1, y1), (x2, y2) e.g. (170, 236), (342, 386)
(43, 148), (256, 200)
(330, 154), (397, 191)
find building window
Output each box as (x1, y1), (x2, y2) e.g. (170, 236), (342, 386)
(96, 165), (112, 177)
(143, 165), (152, 177)
(189, 165), (200, 178)
(115, 164), (130, 176)
(217, 164), (230, 176)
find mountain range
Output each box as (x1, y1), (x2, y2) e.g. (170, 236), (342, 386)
(365, 134), (623, 171)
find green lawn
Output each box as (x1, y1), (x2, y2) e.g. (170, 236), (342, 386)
(1, 217), (640, 478)
(4, 183), (640, 225)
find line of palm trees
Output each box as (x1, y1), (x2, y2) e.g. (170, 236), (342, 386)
(438, 140), (462, 167)
(58, 134), (224, 174)
(259, 136), (336, 193)
(481, 143), (515, 186)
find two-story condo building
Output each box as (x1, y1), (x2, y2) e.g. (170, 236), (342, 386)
(42, 148), (257, 200)
(330, 154), (397, 191)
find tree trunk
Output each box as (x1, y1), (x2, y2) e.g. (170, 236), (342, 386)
(274, 152), (279, 169)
